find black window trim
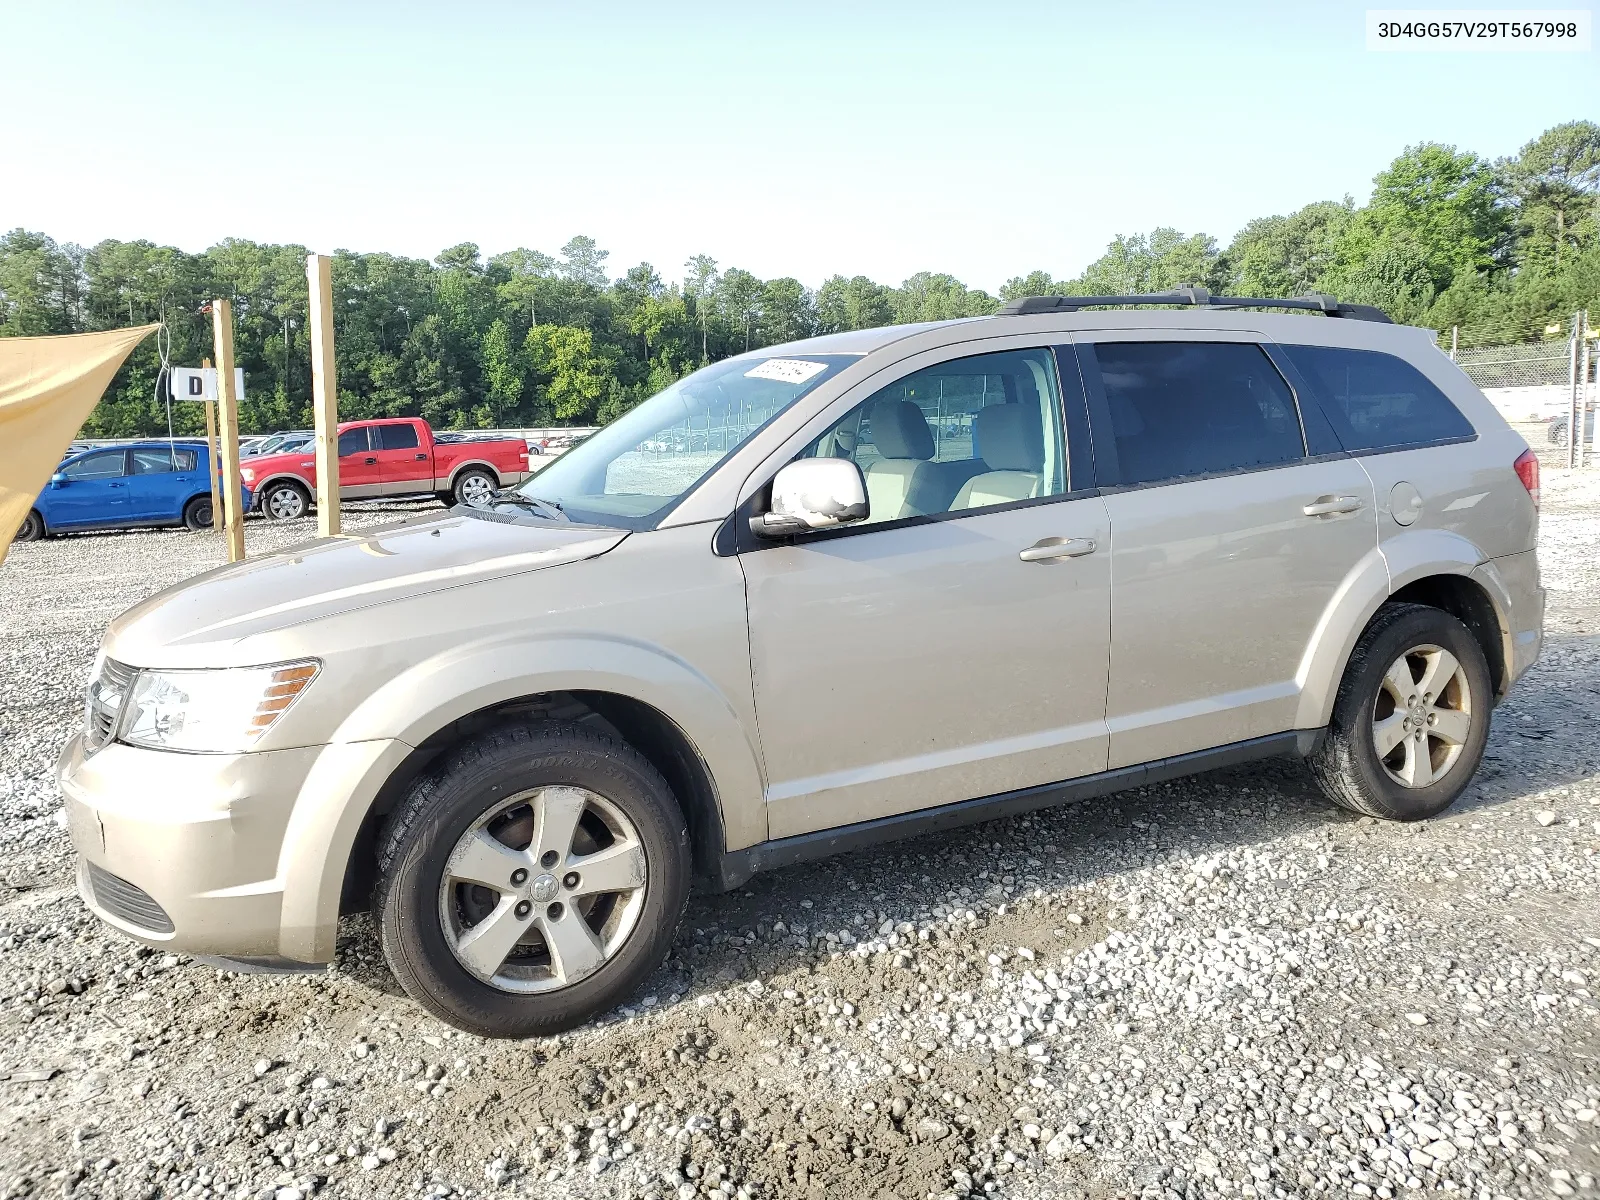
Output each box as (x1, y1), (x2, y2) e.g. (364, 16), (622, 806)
(1275, 342), (1479, 456)
(1073, 337), (1326, 495)
(338, 426), (371, 456)
(720, 342), (1097, 556)
(63, 448), (131, 480)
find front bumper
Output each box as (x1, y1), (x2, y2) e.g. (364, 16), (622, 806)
(59, 734), (322, 956)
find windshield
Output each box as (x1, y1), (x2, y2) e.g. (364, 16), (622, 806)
(501, 353), (857, 529)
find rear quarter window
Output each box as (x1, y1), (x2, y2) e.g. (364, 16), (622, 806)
(1281, 345), (1474, 452)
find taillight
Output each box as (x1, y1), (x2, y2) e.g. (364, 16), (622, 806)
(1513, 448), (1540, 508)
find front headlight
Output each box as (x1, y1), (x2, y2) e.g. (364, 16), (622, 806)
(240, 467), (256, 482)
(117, 661), (320, 753)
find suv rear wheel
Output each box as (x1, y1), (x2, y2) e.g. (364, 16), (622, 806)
(374, 721), (690, 1037)
(1308, 602), (1492, 821)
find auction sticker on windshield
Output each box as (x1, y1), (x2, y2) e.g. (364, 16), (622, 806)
(745, 359), (830, 384)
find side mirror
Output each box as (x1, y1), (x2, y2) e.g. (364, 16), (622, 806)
(749, 458), (869, 538)
(49, 472), (68, 488)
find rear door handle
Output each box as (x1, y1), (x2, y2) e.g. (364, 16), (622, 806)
(1302, 495), (1364, 517)
(414, 453), (427, 461)
(1019, 537), (1097, 562)
(364, 456), (377, 465)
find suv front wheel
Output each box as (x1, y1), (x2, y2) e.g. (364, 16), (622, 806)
(374, 721), (690, 1037)
(1308, 602), (1493, 821)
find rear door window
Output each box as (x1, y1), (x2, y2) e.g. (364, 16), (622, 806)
(1083, 342), (1305, 487)
(377, 424), (420, 450)
(1279, 345), (1474, 451)
(131, 448), (197, 473)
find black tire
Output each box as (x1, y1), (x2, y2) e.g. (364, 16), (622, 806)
(1548, 420), (1568, 446)
(260, 480), (311, 521)
(15, 510), (44, 542)
(452, 468), (497, 507)
(182, 496), (214, 531)
(374, 721), (690, 1037)
(1308, 602), (1493, 821)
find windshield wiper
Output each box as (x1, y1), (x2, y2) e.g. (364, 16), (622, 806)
(485, 490), (569, 522)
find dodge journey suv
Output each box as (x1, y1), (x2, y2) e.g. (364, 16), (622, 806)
(60, 290), (1544, 1036)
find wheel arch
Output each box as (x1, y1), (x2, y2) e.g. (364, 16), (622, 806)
(1293, 530), (1508, 729)
(448, 460), (502, 489)
(252, 473), (313, 507)
(274, 637), (765, 963)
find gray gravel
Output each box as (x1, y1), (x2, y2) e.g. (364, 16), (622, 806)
(1, 437), (1597, 1200)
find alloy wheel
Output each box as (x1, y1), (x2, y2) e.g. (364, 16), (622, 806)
(457, 472), (494, 507)
(268, 487), (306, 520)
(437, 786), (647, 993)
(1371, 643), (1472, 789)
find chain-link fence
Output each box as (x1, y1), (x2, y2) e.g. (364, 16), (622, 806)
(1450, 340), (1576, 389)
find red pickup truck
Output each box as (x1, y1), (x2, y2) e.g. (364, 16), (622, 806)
(239, 418), (531, 521)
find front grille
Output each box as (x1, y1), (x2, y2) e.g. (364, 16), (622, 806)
(85, 861), (174, 934)
(84, 658), (136, 753)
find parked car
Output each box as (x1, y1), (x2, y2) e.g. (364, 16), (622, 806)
(242, 430), (314, 457)
(236, 417), (531, 520)
(1546, 407), (1595, 447)
(61, 291), (1542, 1037)
(16, 441), (246, 541)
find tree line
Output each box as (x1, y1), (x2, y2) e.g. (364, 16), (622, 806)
(1, 119), (1595, 438)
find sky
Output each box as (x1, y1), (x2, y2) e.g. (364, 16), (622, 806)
(2, 1), (1595, 293)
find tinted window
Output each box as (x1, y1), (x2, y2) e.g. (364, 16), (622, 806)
(131, 448), (198, 474)
(802, 347), (1068, 525)
(338, 427), (370, 456)
(1088, 343), (1304, 487)
(61, 450), (125, 480)
(1281, 345), (1474, 451)
(377, 423), (419, 450)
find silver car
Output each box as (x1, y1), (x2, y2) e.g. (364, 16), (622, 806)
(59, 290), (1543, 1036)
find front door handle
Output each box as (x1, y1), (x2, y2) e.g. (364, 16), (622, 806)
(1303, 495), (1364, 517)
(1019, 536), (1097, 563)
(363, 456), (377, 465)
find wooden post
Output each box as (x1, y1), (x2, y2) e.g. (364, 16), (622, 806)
(307, 253), (341, 537)
(212, 300), (246, 562)
(1449, 326), (1458, 361)
(201, 357), (222, 531)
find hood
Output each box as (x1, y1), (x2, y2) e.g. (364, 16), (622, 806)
(105, 510), (627, 663)
(239, 449), (314, 478)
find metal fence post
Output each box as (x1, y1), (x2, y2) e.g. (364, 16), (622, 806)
(1450, 326), (1458, 361)
(1569, 312), (1581, 470)
(1583, 309), (1595, 468)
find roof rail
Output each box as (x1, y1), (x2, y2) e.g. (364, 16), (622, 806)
(996, 287), (1392, 323)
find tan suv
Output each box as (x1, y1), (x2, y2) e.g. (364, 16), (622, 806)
(59, 290), (1544, 1036)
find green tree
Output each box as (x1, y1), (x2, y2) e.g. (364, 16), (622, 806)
(558, 236), (610, 288)
(1222, 201), (1354, 298)
(1502, 120), (1600, 270)
(1363, 143), (1511, 287)
(815, 275), (894, 332)
(525, 325), (614, 422)
(1078, 228), (1221, 295)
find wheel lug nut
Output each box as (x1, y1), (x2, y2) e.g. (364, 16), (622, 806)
(540, 851), (559, 869)
(514, 900), (531, 919)
(546, 902), (564, 921)
(563, 871), (580, 890)
(510, 868), (528, 886)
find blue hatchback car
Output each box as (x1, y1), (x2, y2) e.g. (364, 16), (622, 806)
(15, 442), (250, 541)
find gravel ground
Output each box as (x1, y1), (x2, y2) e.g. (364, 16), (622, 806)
(1, 432), (1597, 1200)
